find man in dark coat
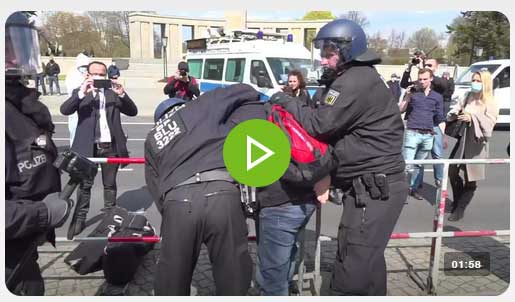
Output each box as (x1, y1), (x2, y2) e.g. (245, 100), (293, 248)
(60, 61), (138, 236)
(386, 73), (401, 101)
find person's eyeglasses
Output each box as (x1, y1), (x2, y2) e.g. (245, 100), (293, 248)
(424, 64), (433, 68)
(471, 79), (482, 83)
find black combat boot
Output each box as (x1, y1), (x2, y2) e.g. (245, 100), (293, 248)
(67, 191), (90, 239)
(103, 189), (117, 209)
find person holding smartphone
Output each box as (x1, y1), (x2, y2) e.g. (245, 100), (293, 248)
(60, 61), (138, 237)
(163, 61), (200, 101)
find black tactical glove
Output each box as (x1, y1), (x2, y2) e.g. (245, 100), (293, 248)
(269, 91), (293, 106)
(42, 192), (74, 228)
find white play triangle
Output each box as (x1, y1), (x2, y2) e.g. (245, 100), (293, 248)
(247, 135), (275, 171)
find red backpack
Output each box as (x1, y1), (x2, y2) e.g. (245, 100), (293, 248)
(267, 104), (336, 187)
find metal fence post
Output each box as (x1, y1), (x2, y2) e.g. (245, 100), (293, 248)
(313, 205), (322, 295)
(426, 162), (450, 294)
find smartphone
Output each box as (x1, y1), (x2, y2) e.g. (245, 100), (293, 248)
(93, 79), (112, 89)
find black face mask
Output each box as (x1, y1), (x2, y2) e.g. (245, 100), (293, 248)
(318, 67), (338, 86)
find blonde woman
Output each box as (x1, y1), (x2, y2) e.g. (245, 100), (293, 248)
(447, 70), (498, 221)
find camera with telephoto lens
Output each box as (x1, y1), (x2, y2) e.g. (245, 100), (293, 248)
(53, 150), (98, 182)
(410, 49), (425, 65)
(179, 70), (187, 77)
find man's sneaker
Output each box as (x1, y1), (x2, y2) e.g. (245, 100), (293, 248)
(409, 189), (424, 200)
(435, 179), (442, 188)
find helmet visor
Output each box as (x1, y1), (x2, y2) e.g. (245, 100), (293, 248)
(316, 40), (341, 59)
(5, 25), (42, 76)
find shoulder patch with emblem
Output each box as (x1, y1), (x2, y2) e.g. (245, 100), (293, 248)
(324, 89), (340, 106)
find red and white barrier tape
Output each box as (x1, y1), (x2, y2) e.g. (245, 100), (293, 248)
(390, 229), (510, 239)
(56, 229), (509, 243)
(88, 157), (145, 164)
(88, 158), (510, 165)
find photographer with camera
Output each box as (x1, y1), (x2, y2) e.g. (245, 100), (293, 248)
(5, 12), (74, 295)
(163, 61), (200, 101)
(399, 68), (445, 200)
(60, 61), (138, 238)
(401, 53), (446, 95)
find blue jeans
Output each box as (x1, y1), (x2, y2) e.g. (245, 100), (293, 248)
(416, 126), (444, 186)
(403, 129), (434, 190)
(47, 75), (61, 95)
(256, 202), (316, 296)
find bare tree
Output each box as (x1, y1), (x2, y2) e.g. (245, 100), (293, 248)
(406, 28), (440, 54)
(387, 29), (397, 48)
(397, 31), (406, 48)
(339, 11), (370, 28)
(368, 31), (388, 53)
(387, 29), (408, 49)
(87, 11), (131, 56)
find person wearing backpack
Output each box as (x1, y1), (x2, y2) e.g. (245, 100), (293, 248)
(253, 84), (335, 296)
(270, 19), (408, 295)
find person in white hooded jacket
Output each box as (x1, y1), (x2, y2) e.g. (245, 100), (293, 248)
(65, 53), (90, 145)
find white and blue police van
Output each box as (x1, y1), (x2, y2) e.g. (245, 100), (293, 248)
(452, 59), (510, 127)
(185, 30), (321, 101)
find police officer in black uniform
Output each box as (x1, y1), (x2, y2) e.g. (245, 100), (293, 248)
(144, 85), (259, 295)
(5, 11), (73, 295)
(270, 19), (408, 295)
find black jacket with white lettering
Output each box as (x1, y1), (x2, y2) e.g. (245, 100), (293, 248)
(144, 84), (261, 208)
(279, 64), (406, 182)
(5, 83), (61, 201)
(5, 84), (59, 286)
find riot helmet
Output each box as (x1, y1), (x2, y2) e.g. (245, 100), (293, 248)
(5, 12), (42, 77)
(154, 98), (186, 122)
(313, 18), (380, 70)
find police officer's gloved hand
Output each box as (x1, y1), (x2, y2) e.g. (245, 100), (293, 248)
(42, 192), (74, 228)
(269, 91), (293, 106)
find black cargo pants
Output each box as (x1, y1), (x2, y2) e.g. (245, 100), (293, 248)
(330, 172), (408, 295)
(154, 181), (252, 296)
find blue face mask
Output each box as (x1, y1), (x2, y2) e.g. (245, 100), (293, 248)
(471, 82), (482, 93)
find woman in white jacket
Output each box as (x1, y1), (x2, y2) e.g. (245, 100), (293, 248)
(446, 70), (498, 221)
(64, 53), (90, 145)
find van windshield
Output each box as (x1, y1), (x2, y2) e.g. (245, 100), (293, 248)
(266, 57), (320, 86)
(455, 64), (501, 85)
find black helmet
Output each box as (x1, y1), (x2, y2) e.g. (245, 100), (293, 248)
(154, 98), (186, 122)
(313, 19), (380, 66)
(5, 12), (42, 76)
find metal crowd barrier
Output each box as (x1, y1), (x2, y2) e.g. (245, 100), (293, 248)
(56, 157), (509, 296)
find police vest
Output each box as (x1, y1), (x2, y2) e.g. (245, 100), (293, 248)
(5, 101), (61, 200)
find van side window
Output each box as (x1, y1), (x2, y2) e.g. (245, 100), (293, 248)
(250, 60), (273, 87)
(203, 59), (224, 80)
(225, 58), (245, 83)
(187, 59), (203, 79)
(496, 67), (510, 88)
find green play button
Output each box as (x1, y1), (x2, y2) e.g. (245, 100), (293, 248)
(223, 119), (290, 187)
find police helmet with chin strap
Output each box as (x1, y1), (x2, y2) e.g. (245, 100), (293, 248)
(154, 98), (186, 122)
(313, 18), (381, 69)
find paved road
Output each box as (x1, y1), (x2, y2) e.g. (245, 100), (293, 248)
(49, 114), (510, 239)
